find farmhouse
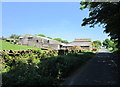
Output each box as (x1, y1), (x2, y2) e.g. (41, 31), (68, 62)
(62, 38), (92, 51)
(18, 34), (92, 51)
(18, 34), (63, 50)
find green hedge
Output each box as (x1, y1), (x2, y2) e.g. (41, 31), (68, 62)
(1, 50), (94, 86)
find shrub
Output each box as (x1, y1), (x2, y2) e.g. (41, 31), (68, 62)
(1, 50), (94, 86)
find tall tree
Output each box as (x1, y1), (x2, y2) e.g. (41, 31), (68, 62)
(9, 34), (21, 39)
(61, 40), (69, 43)
(102, 38), (117, 50)
(37, 34), (46, 37)
(92, 40), (102, 49)
(54, 38), (68, 43)
(80, 2), (120, 50)
(54, 38), (62, 42)
(47, 37), (52, 39)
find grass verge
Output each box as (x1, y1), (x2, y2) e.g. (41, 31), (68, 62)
(0, 40), (41, 50)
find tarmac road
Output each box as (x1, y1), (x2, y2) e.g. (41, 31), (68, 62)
(60, 49), (118, 86)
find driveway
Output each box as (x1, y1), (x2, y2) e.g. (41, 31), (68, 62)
(60, 50), (118, 86)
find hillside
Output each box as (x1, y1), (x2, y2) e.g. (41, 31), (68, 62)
(0, 40), (41, 50)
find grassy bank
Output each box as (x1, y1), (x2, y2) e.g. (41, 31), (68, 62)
(0, 40), (41, 50)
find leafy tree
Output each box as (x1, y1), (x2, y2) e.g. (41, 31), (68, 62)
(54, 38), (62, 42)
(54, 38), (68, 43)
(92, 40), (102, 49)
(2, 36), (4, 38)
(102, 38), (117, 50)
(61, 40), (69, 43)
(9, 34), (21, 39)
(47, 37), (52, 39)
(37, 34), (46, 37)
(80, 2), (120, 50)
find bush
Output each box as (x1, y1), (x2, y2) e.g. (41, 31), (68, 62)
(1, 50), (94, 86)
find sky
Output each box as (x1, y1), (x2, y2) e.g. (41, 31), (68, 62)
(2, 2), (109, 42)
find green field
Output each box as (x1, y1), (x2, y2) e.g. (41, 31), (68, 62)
(0, 40), (41, 50)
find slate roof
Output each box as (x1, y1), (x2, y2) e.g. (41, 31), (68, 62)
(63, 38), (92, 47)
(73, 38), (91, 42)
(20, 34), (62, 45)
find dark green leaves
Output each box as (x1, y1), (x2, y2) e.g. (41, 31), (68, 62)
(80, 2), (120, 49)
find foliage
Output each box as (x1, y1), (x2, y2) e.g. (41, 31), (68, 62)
(92, 40), (102, 49)
(102, 38), (117, 51)
(37, 34), (46, 37)
(61, 40), (69, 43)
(0, 40), (41, 50)
(54, 38), (68, 43)
(9, 34), (21, 39)
(80, 2), (120, 50)
(47, 37), (52, 39)
(54, 38), (63, 42)
(1, 49), (94, 86)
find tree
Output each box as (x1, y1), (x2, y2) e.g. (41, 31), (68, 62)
(102, 38), (117, 50)
(47, 37), (52, 39)
(92, 40), (102, 49)
(37, 34), (46, 37)
(80, 2), (120, 50)
(61, 40), (69, 43)
(54, 38), (68, 43)
(54, 38), (62, 42)
(9, 34), (21, 39)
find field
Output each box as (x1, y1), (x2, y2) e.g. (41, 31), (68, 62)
(0, 40), (41, 50)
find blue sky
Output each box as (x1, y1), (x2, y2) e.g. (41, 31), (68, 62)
(2, 2), (109, 42)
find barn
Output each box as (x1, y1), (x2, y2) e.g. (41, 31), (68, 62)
(18, 34), (92, 51)
(62, 39), (92, 51)
(18, 34), (62, 50)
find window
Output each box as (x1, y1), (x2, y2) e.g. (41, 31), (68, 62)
(28, 36), (33, 39)
(47, 40), (49, 43)
(36, 40), (39, 43)
(60, 45), (62, 48)
(19, 37), (23, 40)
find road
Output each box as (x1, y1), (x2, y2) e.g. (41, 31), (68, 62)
(60, 48), (118, 86)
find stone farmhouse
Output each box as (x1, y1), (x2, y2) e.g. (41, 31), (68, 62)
(18, 34), (63, 50)
(63, 39), (92, 51)
(18, 34), (92, 50)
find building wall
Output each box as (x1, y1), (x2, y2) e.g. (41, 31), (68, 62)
(19, 35), (92, 51)
(48, 44), (60, 50)
(18, 34), (60, 50)
(69, 39), (92, 51)
(81, 46), (90, 51)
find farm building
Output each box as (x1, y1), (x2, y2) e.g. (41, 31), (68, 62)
(18, 34), (92, 51)
(62, 39), (92, 51)
(18, 34), (63, 50)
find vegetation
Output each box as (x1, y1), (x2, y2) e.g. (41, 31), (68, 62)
(47, 37), (52, 39)
(102, 38), (118, 52)
(0, 40), (41, 50)
(1, 49), (94, 86)
(36, 35), (69, 43)
(54, 38), (69, 43)
(37, 34), (46, 37)
(9, 34), (21, 39)
(80, 2), (120, 50)
(92, 40), (102, 49)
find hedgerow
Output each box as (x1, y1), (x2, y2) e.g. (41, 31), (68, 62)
(1, 49), (94, 86)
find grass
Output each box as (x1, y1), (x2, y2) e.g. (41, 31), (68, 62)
(107, 48), (118, 52)
(0, 40), (41, 50)
(84, 50), (98, 53)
